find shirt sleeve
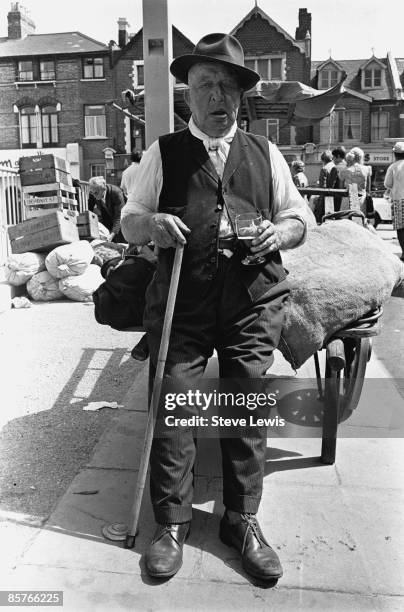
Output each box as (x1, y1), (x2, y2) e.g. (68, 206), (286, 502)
(121, 141), (163, 219)
(268, 143), (313, 241)
(384, 164), (393, 190)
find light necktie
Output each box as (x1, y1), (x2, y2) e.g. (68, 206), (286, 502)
(207, 137), (232, 179)
(205, 137), (234, 237)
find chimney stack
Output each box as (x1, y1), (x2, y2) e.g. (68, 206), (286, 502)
(118, 18), (130, 48)
(295, 8), (311, 41)
(7, 2), (35, 40)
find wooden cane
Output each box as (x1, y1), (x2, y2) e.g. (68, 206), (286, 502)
(125, 242), (184, 548)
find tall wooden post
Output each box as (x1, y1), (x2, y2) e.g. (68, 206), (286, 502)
(142, 0), (174, 147)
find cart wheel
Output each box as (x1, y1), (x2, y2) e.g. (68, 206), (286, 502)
(339, 337), (370, 418)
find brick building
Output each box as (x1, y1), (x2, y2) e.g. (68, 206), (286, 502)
(231, 5), (312, 150)
(0, 2), (119, 179)
(310, 55), (404, 189)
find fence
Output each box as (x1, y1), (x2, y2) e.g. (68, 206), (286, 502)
(0, 169), (89, 266)
(0, 166), (23, 265)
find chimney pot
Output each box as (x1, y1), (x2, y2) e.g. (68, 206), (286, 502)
(118, 17), (130, 48)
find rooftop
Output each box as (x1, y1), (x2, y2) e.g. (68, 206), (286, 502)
(0, 31), (109, 58)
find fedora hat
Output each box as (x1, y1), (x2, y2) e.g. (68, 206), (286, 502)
(170, 33), (260, 91)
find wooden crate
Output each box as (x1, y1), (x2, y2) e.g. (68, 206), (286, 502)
(7, 211), (79, 254)
(76, 211), (100, 239)
(19, 154), (70, 174)
(20, 167), (73, 187)
(23, 182), (78, 219)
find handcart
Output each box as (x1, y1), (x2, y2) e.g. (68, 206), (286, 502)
(311, 207), (383, 465)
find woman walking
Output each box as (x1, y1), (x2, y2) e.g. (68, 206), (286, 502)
(385, 142), (404, 261)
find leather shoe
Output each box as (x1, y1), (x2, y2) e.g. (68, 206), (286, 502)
(219, 512), (283, 580)
(145, 523), (190, 578)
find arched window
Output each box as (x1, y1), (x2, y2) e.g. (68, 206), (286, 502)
(20, 106), (38, 147)
(41, 105), (59, 146)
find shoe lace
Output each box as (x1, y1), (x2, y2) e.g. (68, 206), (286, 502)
(240, 513), (266, 554)
(156, 524), (181, 545)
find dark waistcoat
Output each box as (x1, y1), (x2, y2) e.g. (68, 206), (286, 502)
(155, 127), (286, 301)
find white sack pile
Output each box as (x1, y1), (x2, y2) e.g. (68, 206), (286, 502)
(45, 240), (94, 278)
(58, 264), (103, 302)
(279, 220), (404, 369)
(4, 252), (46, 286)
(27, 270), (64, 301)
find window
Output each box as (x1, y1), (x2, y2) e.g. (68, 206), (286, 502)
(371, 111), (389, 141)
(364, 68), (382, 88)
(319, 111), (338, 144)
(319, 69), (340, 89)
(132, 61), (144, 88)
(91, 164), (106, 178)
(266, 119), (279, 143)
(244, 56), (285, 81)
(41, 105), (58, 145)
(40, 60), (55, 81)
(18, 61), (33, 81)
(84, 105), (106, 137)
(20, 106), (38, 147)
(83, 57), (104, 79)
(136, 65), (144, 87)
(343, 110), (362, 141)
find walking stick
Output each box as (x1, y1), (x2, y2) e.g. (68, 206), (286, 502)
(125, 241), (184, 548)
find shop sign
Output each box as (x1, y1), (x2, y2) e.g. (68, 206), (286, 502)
(368, 152), (393, 164)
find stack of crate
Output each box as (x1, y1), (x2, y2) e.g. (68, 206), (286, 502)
(19, 154), (78, 219)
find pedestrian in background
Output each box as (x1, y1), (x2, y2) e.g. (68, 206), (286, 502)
(314, 150), (335, 222)
(318, 150), (334, 188)
(329, 146), (346, 212)
(120, 150), (142, 199)
(291, 160), (308, 188)
(339, 147), (371, 213)
(384, 142), (404, 261)
(88, 177), (126, 243)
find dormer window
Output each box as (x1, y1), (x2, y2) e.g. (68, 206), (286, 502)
(318, 61), (343, 90)
(320, 70), (339, 89)
(364, 68), (382, 88)
(360, 58), (385, 89)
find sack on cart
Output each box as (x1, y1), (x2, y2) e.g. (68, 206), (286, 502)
(279, 220), (404, 369)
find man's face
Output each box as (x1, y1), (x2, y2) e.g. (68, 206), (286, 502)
(186, 63), (242, 137)
(332, 155), (343, 165)
(90, 187), (106, 201)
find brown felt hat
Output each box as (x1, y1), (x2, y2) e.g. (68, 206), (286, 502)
(170, 33), (260, 92)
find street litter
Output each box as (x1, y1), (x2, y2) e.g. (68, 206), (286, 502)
(72, 490), (99, 495)
(11, 296), (31, 309)
(82, 401), (122, 411)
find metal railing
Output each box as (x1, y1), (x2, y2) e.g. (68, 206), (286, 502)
(0, 167), (23, 265)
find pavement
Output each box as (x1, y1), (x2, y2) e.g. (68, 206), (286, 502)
(0, 225), (403, 611)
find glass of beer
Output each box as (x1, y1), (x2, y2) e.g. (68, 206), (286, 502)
(235, 212), (265, 265)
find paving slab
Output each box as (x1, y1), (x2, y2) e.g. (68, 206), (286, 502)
(4, 563), (404, 612)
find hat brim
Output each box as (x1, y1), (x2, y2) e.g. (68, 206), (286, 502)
(170, 54), (260, 92)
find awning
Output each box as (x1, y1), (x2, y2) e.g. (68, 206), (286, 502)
(245, 73), (347, 127)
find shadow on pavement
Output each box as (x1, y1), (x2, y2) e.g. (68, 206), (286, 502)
(0, 347), (144, 520)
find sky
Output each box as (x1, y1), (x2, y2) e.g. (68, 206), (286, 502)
(0, 0), (403, 61)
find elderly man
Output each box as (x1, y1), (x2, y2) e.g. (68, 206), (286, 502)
(88, 176), (125, 242)
(121, 33), (311, 581)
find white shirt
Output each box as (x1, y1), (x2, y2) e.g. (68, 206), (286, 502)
(384, 159), (404, 201)
(120, 162), (140, 198)
(122, 118), (312, 242)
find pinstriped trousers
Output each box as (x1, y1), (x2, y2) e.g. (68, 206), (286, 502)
(144, 254), (290, 524)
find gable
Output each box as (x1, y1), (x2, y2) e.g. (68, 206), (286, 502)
(231, 8), (304, 55)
